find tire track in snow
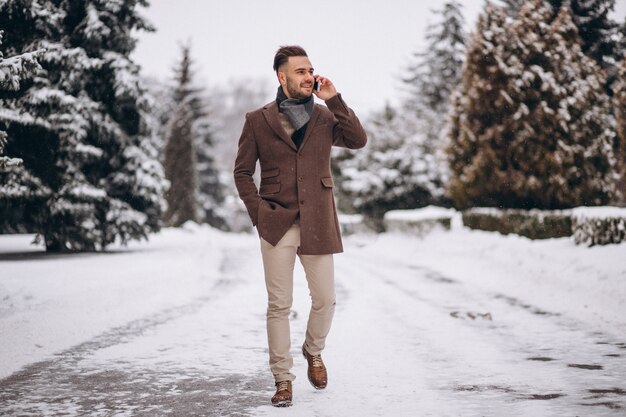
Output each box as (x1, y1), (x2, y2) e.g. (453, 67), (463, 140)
(332, 248), (626, 415)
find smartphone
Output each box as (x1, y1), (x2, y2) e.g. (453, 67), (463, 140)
(313, 79), (321, 92)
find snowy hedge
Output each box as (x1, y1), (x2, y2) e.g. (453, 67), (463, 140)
(462, 207), (626, 246)
(383, 206), (455, 236)
(462, 208), (573, 240)
(571, 207), (626, 247)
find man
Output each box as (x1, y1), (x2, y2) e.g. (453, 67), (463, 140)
(233, 45), (367, 407)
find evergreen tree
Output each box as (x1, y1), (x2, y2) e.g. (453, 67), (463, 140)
(499, 0), (526, 17)
(343, 0), (467, 219)
(503, 0), (623, 73)
(0, 0), (166, 251)
(341, 104), (444, 228)
(0, 30), (41, 169)
(163, 99), (198, 226)
(448, 0), (618, 209)
(183, 76), (226, 229)
(161, 44), (226, 229)
(547, 0), (622, 71)
(403, 0), (466, 116)
(447, 2), (512, 208)
(614, 57), (626, 200)
(548, 3), (618, 205)
(0, 30), (50, 232)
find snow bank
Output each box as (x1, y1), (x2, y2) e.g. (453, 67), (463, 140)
(385, 205), (456, 221)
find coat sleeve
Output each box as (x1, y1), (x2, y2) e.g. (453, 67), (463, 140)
(233, 114), (261, 226)
(325, 93), (368, 149)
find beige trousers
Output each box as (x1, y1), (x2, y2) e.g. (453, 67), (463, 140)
(260, 222), (336, 383)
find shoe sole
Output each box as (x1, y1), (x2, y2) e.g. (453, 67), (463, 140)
(308, 380), (326, 390)
(272, 400), (292, 407)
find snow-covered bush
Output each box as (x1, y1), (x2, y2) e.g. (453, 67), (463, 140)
(462, 208), (573, 240)
(462, 206), (626, 246)
(572, 207), (626, 246)
(384, 206), (455, 236)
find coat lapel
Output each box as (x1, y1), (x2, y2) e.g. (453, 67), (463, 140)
(263, 102), (297, 151)
(298, 104), (321, 153)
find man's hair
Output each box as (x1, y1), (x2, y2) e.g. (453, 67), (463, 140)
(273, 45), (308, 72)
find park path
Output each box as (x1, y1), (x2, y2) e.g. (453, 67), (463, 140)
(1, 229), (624, 416)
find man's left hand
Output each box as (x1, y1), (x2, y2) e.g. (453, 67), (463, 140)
(313, 75), (337, 101)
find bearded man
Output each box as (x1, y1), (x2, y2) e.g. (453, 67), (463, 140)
(233, 45), (367, 407)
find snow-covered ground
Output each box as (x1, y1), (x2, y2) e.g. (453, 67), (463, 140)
(0, 220), (625, 416)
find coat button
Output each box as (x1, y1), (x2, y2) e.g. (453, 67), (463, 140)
(300, 200), (304, 205)
(298, 176), (303, 182)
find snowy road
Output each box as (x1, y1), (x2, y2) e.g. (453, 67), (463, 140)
(0, 224), (625, 416)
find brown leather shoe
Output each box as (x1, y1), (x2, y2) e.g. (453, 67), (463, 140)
(271, 380), (292, 407)
(302, 345), (327, 390)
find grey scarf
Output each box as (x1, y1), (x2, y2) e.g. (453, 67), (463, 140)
(276, 86), (314, 131)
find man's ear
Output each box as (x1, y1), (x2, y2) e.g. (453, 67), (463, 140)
(277, 70), (286, 85)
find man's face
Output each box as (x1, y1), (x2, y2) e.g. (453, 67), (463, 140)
(278, 56), (315, 100)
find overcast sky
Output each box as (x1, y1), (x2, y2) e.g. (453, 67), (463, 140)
(132, 0), (626, 116)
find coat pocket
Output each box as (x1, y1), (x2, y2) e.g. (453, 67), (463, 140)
(321, 177), (334, 188)
(259, 183), (281, 194)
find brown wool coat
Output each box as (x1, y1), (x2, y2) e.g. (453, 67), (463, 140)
(234, 93), (367, 255)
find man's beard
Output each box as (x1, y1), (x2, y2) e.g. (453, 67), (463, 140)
(285, 76), (311, 100)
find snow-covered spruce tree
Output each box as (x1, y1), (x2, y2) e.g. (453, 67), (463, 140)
(403, 1), (465, 195)
(499, 0), (526, 17)
(548, 3), (618, 205)
(502, 0), (622, 74)
(0, 30), (41, 170)
(162, 102), (198, 226)
(0, 0), (166, 251)
(162, 44), (226, 227)
(492, 0), (573, 208)
(341, 104), (444, 228)
(614, 57), (626, 200)
(179, 52), (226, 229)
(0, 30), (51, 232)
(403, 0), (466, 117)
(447, 0), (617, 209)
(447, 3), (513, 208)
(547, 0), (622, 72)
(342, 0), (466, 220)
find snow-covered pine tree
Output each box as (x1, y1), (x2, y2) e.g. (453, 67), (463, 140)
(503, 0), (622, 73)
(160, 44), (226, 229)
(613, 57), (626, 200)
(162, 44), (200, 227)
(499, 0), (526, 17)
(343, 0), (467, 218)
(447, 2), (512, 208)
(0, 30), (41, 169)
(494, 0), (569, 208)
(547, 3), (618, 205)
(403, 1), (466, 192)
(163, 101), (198, 226)
(547, 0), (622, 72)
(448, 0), (617, 209)
(0, 29), (50, 232)
(403, 0), (466, 116)
(0, 0), (166, 251)
(341, 104), (444, 228)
